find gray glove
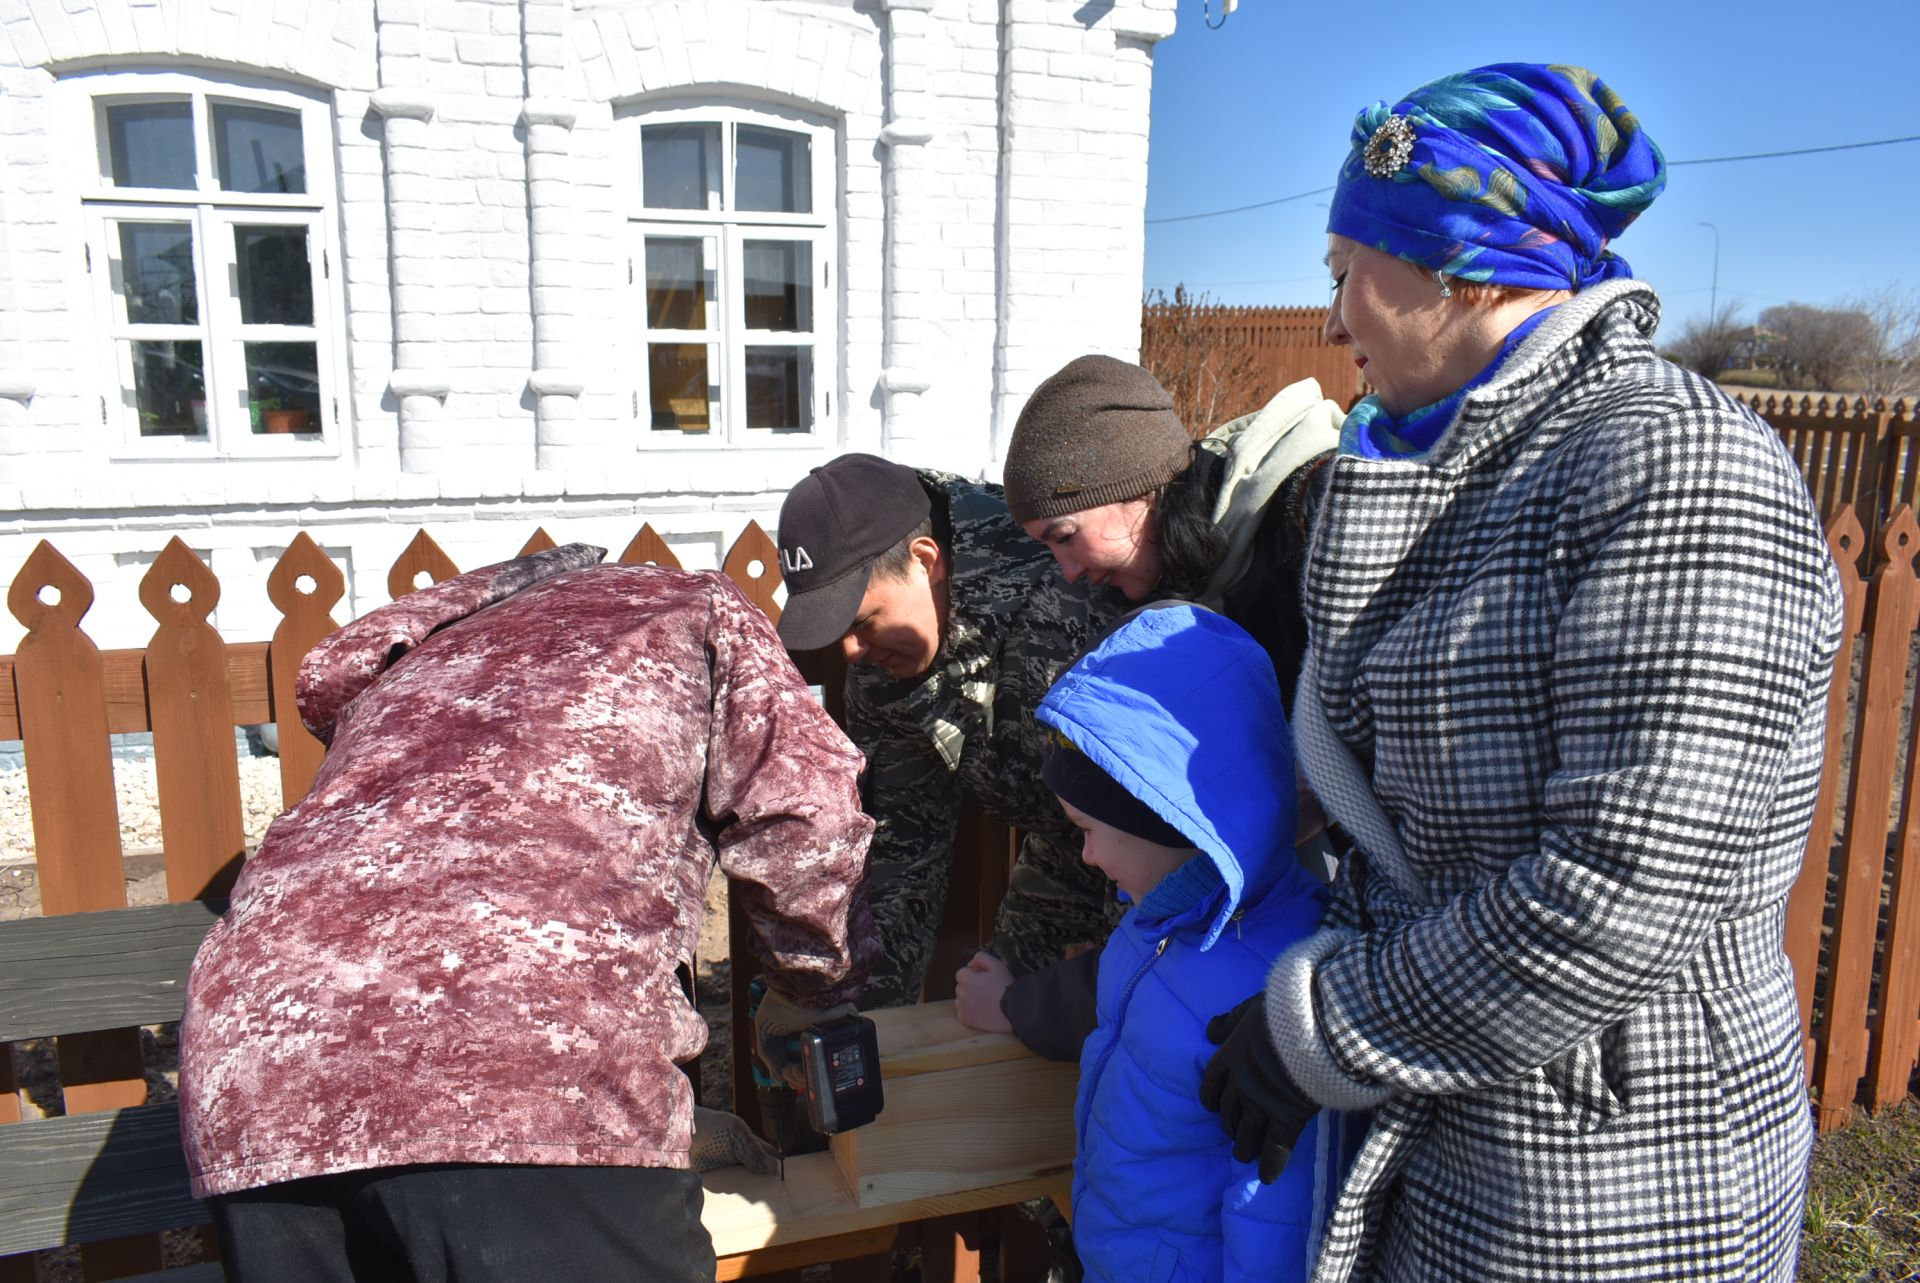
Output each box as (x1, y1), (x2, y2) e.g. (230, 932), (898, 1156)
(752, 988), (858, 1090)
(689, 1106), (781, 1176)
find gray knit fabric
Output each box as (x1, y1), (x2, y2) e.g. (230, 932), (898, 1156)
(1004, 355), (1190, 523)
(1264, 928), (1394, 1112)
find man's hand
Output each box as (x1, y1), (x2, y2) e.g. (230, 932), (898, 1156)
(752, 987), (858, 1090)
(954, 951), (1015, 1033)
(1199, 993), (1317, 1184)
(689, 1106), (781, 1176)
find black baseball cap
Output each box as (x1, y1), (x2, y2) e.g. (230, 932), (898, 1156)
(776, 454), (932, 651)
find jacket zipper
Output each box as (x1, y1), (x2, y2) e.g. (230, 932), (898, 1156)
(1077, 935), (1168, 1137)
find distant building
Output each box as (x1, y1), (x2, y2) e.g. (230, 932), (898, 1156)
(0, 0), (1176, 648)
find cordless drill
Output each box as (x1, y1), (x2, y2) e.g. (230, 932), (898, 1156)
(746, 976), (885, 1175)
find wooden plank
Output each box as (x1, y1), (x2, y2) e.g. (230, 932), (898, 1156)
(716, 1226), (895, 1280)
(1816, 507), (1920, 1129)
(1869, 674), (1920, 1106)
(0, 1104), (208, 1256)
(723, 522), (783, 623)
(860, 1001), (1036, 1080)
(266, 534), (344, 809)
(516, 527), (557, 557)
(618, 524), (683, 570)
(1788, 507), (1866, 1078)
(386, 529), (459, 600)
(0, 902), (223, 1043)
(140, 540), (247, 903)
(700, 1150), (1068, 1259)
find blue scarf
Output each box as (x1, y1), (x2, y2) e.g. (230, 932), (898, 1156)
(1340, 307), (1555, 459)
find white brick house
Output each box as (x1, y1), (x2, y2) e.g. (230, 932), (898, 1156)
(0, 0), (1176, 649)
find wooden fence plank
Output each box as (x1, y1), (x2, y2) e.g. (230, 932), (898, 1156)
(140, 540), (246, 903)
(1816, 507), (1920, 1128)
(1869, 693), (1920, 1106)
(723, 522), (784, 623)
(266, 534), (344, 808)
(1789, 508), (1867, 1075)
(7, 543), (125, 917)
(516, 527), (557, 557)
(0, 1104), (208, 1257)
(386, 529), (459, 600)
(0, 901), (223, 1043)
(619, 524), (683, 569)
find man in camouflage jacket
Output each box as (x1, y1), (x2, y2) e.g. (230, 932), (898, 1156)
(777, 455), (1125, 1008)
(179, 545), (875, 1281)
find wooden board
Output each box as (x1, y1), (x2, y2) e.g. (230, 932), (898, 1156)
(0, 1104), (207, 1256)
(0, 901), (223, 1043)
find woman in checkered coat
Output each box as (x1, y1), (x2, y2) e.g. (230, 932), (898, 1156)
(1200, 65), (1842, 1281)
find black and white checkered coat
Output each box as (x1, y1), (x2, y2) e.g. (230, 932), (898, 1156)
(1264, 281), (1841, 1282)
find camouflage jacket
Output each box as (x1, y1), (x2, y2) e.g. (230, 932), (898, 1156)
(180, 547), (875, 1197)
(848, 473), (1127, 1005)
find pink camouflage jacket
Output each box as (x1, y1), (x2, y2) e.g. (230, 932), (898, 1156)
(179, 545), (875, 1198)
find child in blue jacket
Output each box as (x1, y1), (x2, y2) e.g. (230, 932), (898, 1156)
(1036, 603), (1341, 1283)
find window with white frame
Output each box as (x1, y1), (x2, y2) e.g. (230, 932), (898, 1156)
(67, 74), (341, 456)
(623, 104), (836, 446)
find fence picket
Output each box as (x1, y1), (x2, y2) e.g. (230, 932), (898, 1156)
(139, 539), (247, 903)
(1869, 671), (1920, 1104)
(722, 521), (783, 622)
(1816, 507), (1919, 1128)
(267, 534), (345, 808)
(618, 524), (683, 569)
(517, 527), (557, 557)
(387, 529), (460, 599)
(1789, 508), (1866, 1073)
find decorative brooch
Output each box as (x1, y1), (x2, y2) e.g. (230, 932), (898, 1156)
(1362, 115), (1416, 178)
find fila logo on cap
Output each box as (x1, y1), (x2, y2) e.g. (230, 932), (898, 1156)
(780, 546), (814, 574)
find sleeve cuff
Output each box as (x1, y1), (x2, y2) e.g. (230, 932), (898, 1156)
(1264, 927), (1393, 1112)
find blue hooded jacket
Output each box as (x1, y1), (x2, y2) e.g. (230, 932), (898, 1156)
(1037, 604), (1335, 1283)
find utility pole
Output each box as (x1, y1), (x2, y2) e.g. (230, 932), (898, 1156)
(1698, 221), (1721, 322)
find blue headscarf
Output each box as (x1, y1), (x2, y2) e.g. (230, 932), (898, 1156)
(1327, 63), (1667, 291)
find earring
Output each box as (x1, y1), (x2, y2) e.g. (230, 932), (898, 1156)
(1434, 271), (1453, 299)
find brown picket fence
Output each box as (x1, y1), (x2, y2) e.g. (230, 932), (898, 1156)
(5, 494), (1920, 1275)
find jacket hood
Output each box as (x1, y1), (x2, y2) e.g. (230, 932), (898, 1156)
(297, 543), (607, 744)
(1036, 602), (1304, 949)
(1197, 378), (1343, 608)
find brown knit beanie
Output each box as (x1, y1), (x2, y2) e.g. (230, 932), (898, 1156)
(1003, 355), (1190, 524)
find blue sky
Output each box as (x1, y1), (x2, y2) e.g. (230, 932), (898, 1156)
(1143, 0), (1920, 332)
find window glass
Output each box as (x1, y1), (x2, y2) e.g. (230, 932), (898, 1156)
(645, 238), (708, 329)
(245, 341), (321, 434)
(642, 123), (718, 210)
(745, 346), (811, 431)
(105, 101), (195, 189)
(131, 339), (206, 437)
(213, 102), (306, 194)
(235, 225), (313, 325)
(649, 344), (710, 431)
(735, 126), (811, 214)
(118, 222), (199, 325)
(742, 240), (811, 332)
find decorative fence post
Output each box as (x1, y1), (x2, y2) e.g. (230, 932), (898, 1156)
(1816, 506), (1919, 1129)
(267, 534), (346, 808)
(140, 539), (247, 903)
(618, 524), (682, 569)
(387, 529), (460, 599)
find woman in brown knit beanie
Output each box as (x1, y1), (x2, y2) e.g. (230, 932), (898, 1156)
(1003, 353), (1343, 712)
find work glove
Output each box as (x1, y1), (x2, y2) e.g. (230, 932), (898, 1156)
(1200, 993), (1317, 1184)
(752, 987), (859, 1090)
(689, 1106), (782, 1176)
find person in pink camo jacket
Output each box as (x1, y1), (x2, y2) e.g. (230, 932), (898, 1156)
(179, 543), (877, 1283)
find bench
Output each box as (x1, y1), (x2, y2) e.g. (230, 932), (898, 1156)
(0, 904), (1073, 1282)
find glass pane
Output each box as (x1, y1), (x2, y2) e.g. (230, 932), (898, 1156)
(104, 101), (195, 189)
(743, 241), (812, 333)
(130, 340), (206, 437)
(213, 102), (306, 194)
(745, 346), (811, 432)
(645, 238), (706, 329)
(246, 341), (321, 435)
(235, 225), (314, 325)
(118, 223), (198, 325)
(641, 123), (718, 210)
(649, 344), (710, 432)
(736, 126), (811, 214)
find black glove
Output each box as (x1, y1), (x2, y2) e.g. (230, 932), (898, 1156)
(1200, 993), (1317, 1184)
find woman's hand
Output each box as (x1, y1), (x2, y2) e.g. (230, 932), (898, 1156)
(954, 950), (1015, 1032)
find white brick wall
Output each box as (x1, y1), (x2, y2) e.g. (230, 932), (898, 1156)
(0, 0), (1176, 650)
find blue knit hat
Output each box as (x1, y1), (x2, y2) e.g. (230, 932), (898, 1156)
(1327, 63), (1667, 291)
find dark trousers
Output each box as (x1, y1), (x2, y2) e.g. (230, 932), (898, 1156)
(207, 1163), (715, 1283)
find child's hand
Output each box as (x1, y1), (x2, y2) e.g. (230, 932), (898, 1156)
(954, 951), (1015, 1033)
